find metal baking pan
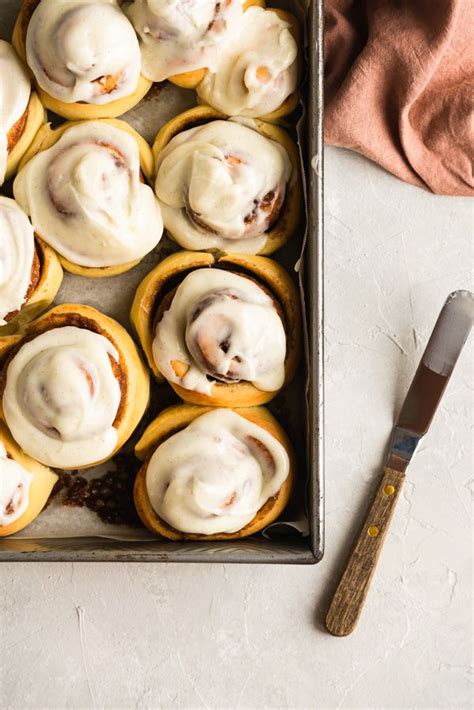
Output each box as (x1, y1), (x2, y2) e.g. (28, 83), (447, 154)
(0, 0), (324, 563)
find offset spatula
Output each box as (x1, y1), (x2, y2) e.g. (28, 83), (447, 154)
(326, 290), (474, 637)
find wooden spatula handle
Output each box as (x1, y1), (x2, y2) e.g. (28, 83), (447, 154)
(325, 467), (406, 637)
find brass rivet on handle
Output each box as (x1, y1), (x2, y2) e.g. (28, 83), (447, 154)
(367, 526), (379, 537)
(384, 484), (396, 496)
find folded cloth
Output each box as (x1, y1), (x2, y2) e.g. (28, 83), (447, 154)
(324, 0), (474, 196)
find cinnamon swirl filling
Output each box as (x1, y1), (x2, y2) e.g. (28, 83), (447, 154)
(152, 268), (286, 395)
(7, 110), (28, 154)
(144, 408), (289, 534)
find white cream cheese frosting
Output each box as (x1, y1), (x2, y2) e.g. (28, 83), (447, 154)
(25, 0), (141, 105)
(14, 121), (163, 268)
(153, 268), (286, 394)
(0, 40), (31, 185)
(3, 326), (122, 469)
(196, 6), (297, 117)
(0, 197), (36, 326)
(155, 119), (291, 252)
(124, 0), (242, 82)
(0, 442), (33, 526)
(145, 408), (289, 534)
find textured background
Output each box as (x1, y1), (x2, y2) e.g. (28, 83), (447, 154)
(1, 147), (472, 710)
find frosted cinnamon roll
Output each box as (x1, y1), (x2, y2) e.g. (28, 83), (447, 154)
(0, 197), (63, 336)
(0, 304), (150, 469)
(122, 0), (260, 86)
(196, 7), (299, 120)
(134, 404), (295, 539)
(130, 250), (301, 406)
(14, 120), (163, 277)
(153, 107), (302, 255)
(0, 40), (45, 186)
(0, 420), (57, 537)
(154, 269), (286, 393)
(12, 0), (152, 120)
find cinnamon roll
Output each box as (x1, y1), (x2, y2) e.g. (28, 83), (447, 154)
(0, 40), (46, 186)
(196, 7), (299, 120)
(0, 304), (150, 469)
(12, 0), (152, 120)
(122, 0), (262, 86)
(0, 420), (57, 537)
(0, 197), (63, 336)
(134, 404), (295, 539)
(130, 250), (301, 406)
(13, 119), (163, 278)
(153, 107), (302, 254)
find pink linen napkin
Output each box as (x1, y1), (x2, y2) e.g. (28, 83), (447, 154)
(324, 0), (474, 196)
